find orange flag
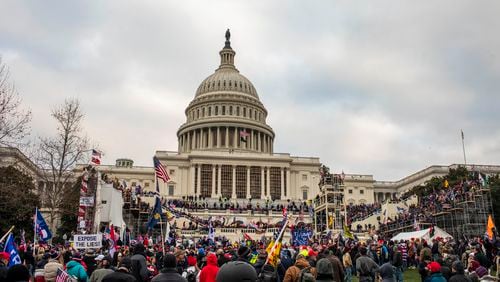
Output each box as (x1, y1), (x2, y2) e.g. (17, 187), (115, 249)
(487, 214), (495, 240)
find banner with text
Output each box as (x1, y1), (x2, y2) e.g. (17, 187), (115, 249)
(74, 234), (102, 249)
(291, 229), (313, 246)
(79, 197), (95, 207)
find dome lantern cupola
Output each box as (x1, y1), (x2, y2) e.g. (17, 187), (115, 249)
(218, 29), (237, 70)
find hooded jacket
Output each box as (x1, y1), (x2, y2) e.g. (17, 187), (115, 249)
(66, 260), (88, 282)
(199, 254), (219, 282)
(283, 257), (317, 282)
(44, 259), (63, 282)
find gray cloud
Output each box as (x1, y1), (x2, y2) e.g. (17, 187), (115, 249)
(1, 0), (499, 180)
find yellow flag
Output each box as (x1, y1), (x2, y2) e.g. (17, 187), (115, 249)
(344, 224), (354, 239)
(487, 214), (495, 240)
(268, 241), (282, 267)
(265, 239), (275, 254)
(444, 179), (449, 188)
(328, 215), (334, 228)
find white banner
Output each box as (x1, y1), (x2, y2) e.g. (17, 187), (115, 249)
(79, 197), (94, 207)
(74, 234), (102, 249)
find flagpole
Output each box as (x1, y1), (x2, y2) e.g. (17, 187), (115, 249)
(0, 225), (15, 243)
(461, 130), (467, 166)
(33, 207), (37, 257)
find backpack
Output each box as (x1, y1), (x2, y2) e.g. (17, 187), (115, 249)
(299, 266), (315, 282)
(185, 269), (199, 282)
(258, 264), (277, 282)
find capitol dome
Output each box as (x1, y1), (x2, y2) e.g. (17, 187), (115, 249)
(177, 30), (275, 154)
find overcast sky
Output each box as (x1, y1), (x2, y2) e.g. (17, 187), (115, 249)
(1, 1), (499, 180)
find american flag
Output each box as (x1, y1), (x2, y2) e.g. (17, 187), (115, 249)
(90, 149), (102, 165)
(153, 156), (170, 183)
(56, 268), (70, 282)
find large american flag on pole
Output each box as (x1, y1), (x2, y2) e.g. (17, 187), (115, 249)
(153, 156), (170, 183)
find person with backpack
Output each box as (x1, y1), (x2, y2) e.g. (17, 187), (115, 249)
(283, 254), (316, 282)
(182, 256), (200, 282)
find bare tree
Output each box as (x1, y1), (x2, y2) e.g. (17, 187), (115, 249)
(36, 98), (89, 229)
(0, 57), (32, 147)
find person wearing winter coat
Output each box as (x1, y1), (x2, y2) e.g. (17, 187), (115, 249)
(315, 258), (334, 282)
(152, 254), (187, 282)
(378, 262), (396, 282)
(131, 243), (149, 282)
(356, 248), (379, 282)
(283, 254), (317, 282)
(66, 254), (88, 282)
(44, 251), (63, 282)
(449, 261), (472, 282)
(426, 262), (447, 282)
(199, 254), (219, 282)
(102, 257), (136, 282)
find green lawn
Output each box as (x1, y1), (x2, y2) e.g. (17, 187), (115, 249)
(352, 269), (421, 282)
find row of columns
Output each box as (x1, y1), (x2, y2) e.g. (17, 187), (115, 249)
(375, 192), (397, 203)
(179, 127), (273, 153)
(190, 164), (290, 199)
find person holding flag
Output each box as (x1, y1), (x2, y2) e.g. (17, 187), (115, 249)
(3, 233), (21, 267)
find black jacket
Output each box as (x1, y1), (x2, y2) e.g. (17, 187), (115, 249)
(449, 273), (472, 282)
(151, 268), (187, 282)
(102, 268), (137, 282)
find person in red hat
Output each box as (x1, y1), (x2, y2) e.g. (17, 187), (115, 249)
(0, 252), (10, 281)
(182, 256), (200, 282)
(426, 261), (446, 282)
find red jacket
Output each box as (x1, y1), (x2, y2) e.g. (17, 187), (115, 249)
(199, 254), (219, 282)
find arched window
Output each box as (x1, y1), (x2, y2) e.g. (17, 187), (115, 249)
(229, 106), (233, 115)
(197, 109), (199, 119)
(208, 107), (211, 116)
(236, 107), (240, 116)
(222, 106), (225, 115)
(215, 106), (218, 115)
(243, 108), (246, 117)
(202, 107), (205, 117)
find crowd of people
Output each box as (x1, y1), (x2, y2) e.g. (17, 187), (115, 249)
(1, 230), (500, 282)
(379, 174), (486, 233)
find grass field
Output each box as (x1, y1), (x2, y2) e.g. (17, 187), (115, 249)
(352, 269), (421, 282)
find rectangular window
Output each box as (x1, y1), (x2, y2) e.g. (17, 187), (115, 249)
(194, 166), (198, 195)
(303, 190), (308, 200)
(200, 164), (213, 198)
(360, 189), (364, 194)
(132, 182), (136, 187)
(302, 174), (308, 181)
(348, 189), (353, 194)
(270, 167), (281, 200)
(235, 166), (246, 198)
(221, 165), (232, 198)
(169, 169), (175, 175)
(250, 166), (261, 199)
(144, 182), (150, 187)
(168, 185), (174, 196)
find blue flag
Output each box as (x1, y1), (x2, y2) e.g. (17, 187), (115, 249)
(35, 209), (52, 241)
(147, 197), (165, 229)
(4, 233), (21, 266)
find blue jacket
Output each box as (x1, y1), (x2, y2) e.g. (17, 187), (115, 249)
(66, 260), (88, 282)
(426, 272), (447, 282)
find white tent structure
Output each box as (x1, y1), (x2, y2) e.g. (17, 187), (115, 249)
(391, 226), (452, 242)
